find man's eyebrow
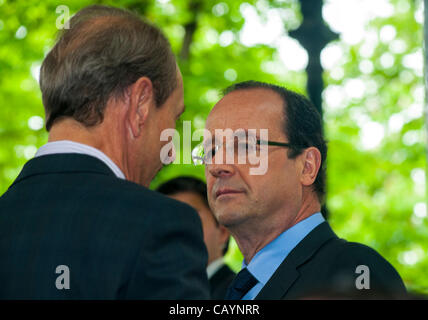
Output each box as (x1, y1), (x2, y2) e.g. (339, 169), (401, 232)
(202, 129), (262, 148)
(242, 128), (261, 140)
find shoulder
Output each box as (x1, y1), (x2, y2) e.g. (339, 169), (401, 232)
(317, 238), (407, 296)
(329, 240), (397, 270)
(305, 228), (397, 272)
(74, 175), (202, 232)
(98, 177), (198, 215)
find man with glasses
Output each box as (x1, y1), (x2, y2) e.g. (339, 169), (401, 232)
(193, 80), (406, 299)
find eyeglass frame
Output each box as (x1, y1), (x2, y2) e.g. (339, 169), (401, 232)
(191, 138), (301, 165)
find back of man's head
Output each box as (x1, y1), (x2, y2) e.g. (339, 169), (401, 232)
(40, 5), (177, 131)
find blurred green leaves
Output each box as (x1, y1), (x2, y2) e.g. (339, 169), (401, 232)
(0, 0), (426, 294)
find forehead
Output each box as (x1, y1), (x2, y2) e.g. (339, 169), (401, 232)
(206, 88), (285, 134)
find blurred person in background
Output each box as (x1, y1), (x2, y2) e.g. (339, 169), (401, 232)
(158, 176), (236, 299)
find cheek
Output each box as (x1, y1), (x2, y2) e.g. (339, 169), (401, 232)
(247, 160), (294, 200)
(202, 226), (212, 243)
(206, 173), (215, 201)
(157, 110), (176, 137)
(200, 218), (214, 241)
(203, 225), (219, 248)
(270, 161), (301, 201)
(156, 121), (174, 155)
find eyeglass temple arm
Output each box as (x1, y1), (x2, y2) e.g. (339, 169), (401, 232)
(257, 140), (295, 148)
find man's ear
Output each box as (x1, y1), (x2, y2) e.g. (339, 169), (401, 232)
(127, 77), (153, 138)
(299, 147), (321, 187)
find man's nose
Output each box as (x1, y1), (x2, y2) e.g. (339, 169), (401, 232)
(208, 163), (235, 178)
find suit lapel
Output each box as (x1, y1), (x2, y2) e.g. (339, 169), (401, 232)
(255, 222), (338, 300)
(255, 263), (299, 300)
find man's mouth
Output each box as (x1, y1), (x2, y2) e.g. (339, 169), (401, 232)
(215, 188), (244, 199)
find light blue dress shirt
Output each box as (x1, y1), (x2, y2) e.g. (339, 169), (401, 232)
(242, 212), (325, 300)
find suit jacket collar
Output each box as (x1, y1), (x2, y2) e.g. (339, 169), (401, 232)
(255, 221), (338, 300)
(10, 153), (117, 189)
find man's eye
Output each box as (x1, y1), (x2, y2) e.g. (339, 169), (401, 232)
(204, 146), (217, 159)
(237, 142), (249, 151)
(237, 141), (257, 152)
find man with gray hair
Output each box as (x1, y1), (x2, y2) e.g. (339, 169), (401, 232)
(0, 5), (209, 299)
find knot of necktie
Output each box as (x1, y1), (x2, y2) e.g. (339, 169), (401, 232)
(225, 267), (258, 300)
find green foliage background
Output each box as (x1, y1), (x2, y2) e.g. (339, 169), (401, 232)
(0, 0), (426, 294)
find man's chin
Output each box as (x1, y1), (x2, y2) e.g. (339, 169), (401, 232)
(151, 163), (164, 179)
(156, 164), (164, 174)
(143, 165), (163, 187)
(216, 209), (246, 228)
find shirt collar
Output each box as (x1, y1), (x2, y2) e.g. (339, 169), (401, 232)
(206, 257), (225, 279)
(243, 212), (325, 285)
(35, 140), (126, 179)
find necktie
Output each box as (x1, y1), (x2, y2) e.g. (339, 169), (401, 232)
(225, 268), (258, 300)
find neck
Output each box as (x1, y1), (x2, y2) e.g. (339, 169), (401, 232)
(230, 191), (321, 264)
(208, 256), (223, 266)
(47, 118), (137, 183)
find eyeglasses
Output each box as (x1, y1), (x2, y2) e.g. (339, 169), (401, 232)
(191, 135), (298, 165)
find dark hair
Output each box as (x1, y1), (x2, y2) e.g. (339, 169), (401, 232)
(223, 81), (327, 203)
(157, 176), (230, 255)
(40, 5), (177, 131)
(157, 176), (209, 208)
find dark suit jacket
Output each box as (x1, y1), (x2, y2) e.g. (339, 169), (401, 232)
(0, 153), (210, 299)
(255, 222), (407, 300)
(209, 263), (235, 299)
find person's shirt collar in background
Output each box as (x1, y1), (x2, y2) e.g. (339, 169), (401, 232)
(35, 140), (125, 179)
(206, 257), (225, 279)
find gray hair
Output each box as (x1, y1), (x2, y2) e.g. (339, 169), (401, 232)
(40, 5), (177, 131)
